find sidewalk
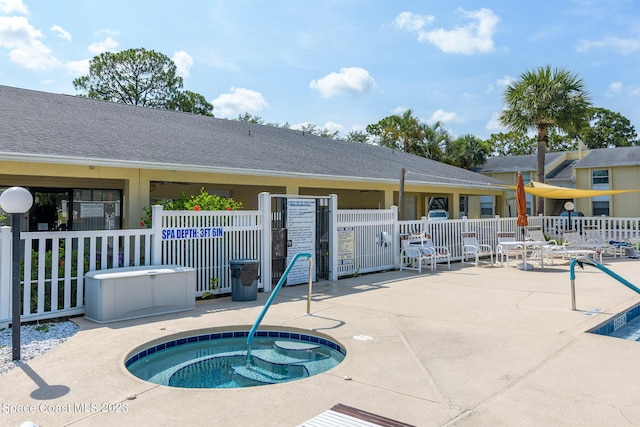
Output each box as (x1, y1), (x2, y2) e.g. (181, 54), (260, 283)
(1, 258), (639, 426)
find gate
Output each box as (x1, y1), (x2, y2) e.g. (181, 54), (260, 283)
(270, 195), (331, 286)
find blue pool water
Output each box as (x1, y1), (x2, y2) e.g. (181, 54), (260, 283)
(590, 304), (640, 341)
(125, 329), (346, 388)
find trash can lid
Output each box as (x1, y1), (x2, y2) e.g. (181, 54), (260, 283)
(229, 259), (259, 264)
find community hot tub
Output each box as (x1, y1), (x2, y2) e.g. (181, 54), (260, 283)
(85, 265), (196, 323)
(125, 326), (346, 389)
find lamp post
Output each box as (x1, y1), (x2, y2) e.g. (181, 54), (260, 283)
(564, 201), (575, 231)
(0, 187), (34, 361)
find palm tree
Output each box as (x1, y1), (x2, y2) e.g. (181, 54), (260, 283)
(366, 109), (425, 154)
(499, 65), (591, 214)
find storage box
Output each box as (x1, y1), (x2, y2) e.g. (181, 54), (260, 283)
(85, 265), (196, 323)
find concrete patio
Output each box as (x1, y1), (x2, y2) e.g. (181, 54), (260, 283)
(1, 257), (639, 426)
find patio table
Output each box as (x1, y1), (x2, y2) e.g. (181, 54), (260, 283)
(498, 240), (546, 270)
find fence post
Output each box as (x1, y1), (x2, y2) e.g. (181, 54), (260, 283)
(151, 205), (163, 265)
(391, 206), (400, 268)
(421, 216), (427, 234)
(329, 194), (339, 281)
(258, 192), (272, 292)
(0, 226), (11, 327)
(462, 216), (469, 232)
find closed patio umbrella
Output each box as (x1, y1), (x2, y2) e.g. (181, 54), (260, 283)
(516, 172), (528, 229)
(516, 172), (531, 270)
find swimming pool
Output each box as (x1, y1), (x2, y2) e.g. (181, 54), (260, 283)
(590, 303), (640, 341)
(125, 327), (346, 388)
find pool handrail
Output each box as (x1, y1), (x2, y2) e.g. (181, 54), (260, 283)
(247, 252), (313, 350)
(569, 256), (640, 310)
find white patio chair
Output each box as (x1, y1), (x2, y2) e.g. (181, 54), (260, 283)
(400, 236), (434, 273)
(583, 226), (617, 258)
(526, 226), (560, 264)
(462, 231), (493, 267)
(548, 231), (601, 263)
(496, 231), (524, 269)
(421, 233), (451, 270)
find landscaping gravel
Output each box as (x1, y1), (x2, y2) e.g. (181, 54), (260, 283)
(0, 321), (79, 376)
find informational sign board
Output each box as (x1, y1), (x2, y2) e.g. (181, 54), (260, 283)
(286, 199), (316, 285)
(337, 226), (355, 267)
(80, 203), (104, 218)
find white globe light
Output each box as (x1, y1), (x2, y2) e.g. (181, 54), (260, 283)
(0, 186), (34, 213)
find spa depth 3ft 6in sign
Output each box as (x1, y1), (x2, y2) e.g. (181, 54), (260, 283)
(161, 227), (224, 240)
(286, 199), (317, 285)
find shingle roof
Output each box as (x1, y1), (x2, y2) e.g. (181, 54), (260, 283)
(472, 152), (566, 174)
(546, 159), (577, 180)
(0, 85), (503, 189)
(574, 146), (640, 168)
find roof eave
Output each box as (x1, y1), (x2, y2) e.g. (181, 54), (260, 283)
(0, 152), (506, 192)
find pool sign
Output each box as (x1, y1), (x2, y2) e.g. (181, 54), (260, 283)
(162, 227), (224, 240)
(286, 199), (316, 285)
(337, 227), (354, 266)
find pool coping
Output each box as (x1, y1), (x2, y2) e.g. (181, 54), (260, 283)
(124, 326), (347, 368)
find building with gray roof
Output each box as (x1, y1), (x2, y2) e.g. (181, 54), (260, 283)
(0, 85), (507, 229)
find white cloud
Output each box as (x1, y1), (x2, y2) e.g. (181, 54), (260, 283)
(172, 50), (193, 78)
(605, 81), (624, 97)
(396, 8), (499, 54)
(430, 109), (462, 124)
(487, 75), (514, 93)
(291, 122), (312, 131)
(0, 0), (28, 14)
(485, 111), (502, 132)
(309, 67), (377, 98)
(65, 58), (89, 76)
(50, 25), (71, 41)
(496, 75), (514, 88)
(0, 16), (60, 70)
(212, 87), (268, 118)
(88, 36), (118, 54)
(391, 106), (410, 115)
(322, 121), (344, 134)
(394, 11), (435, 32)
(577, 37), (640, 55)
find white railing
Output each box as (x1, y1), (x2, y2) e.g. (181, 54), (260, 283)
(0, 227), (152, 326)
(539, 215), (640, 243)
(153, 206), (262, 295)
(1, 204), (638, 327)
(336, 207), (398, 277)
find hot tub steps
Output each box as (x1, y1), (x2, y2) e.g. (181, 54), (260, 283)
(273, 341), (330, 361)
(232, 358), (309, 386)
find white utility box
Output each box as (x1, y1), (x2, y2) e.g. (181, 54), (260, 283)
(84, 265), (196, 323)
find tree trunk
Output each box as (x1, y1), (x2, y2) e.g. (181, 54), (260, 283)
(536, 126), (548, 215)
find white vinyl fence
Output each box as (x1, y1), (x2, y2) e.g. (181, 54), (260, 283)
(335, 207), (398, 277)
(153, 205), (263, 296)
(1, 200), (639, 328)
(0, 227), (152, 325)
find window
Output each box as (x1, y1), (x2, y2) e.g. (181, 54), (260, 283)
(480, 196), (494, 217)
(592, 170), (609, 185)
(591, 169), (610, 216)
(592, 201), (610, 216)
(72, 189), (122, 231)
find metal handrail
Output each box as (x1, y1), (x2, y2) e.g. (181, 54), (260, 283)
(569, 256), (640, 310)
(246, 252), (313, 361)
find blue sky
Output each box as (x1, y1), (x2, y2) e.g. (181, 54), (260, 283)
(1, 0), (640, 139)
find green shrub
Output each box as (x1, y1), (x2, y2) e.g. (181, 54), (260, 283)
(141, 188), (242, 227)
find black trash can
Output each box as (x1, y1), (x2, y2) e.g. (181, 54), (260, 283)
(230, 259), (260, 301)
